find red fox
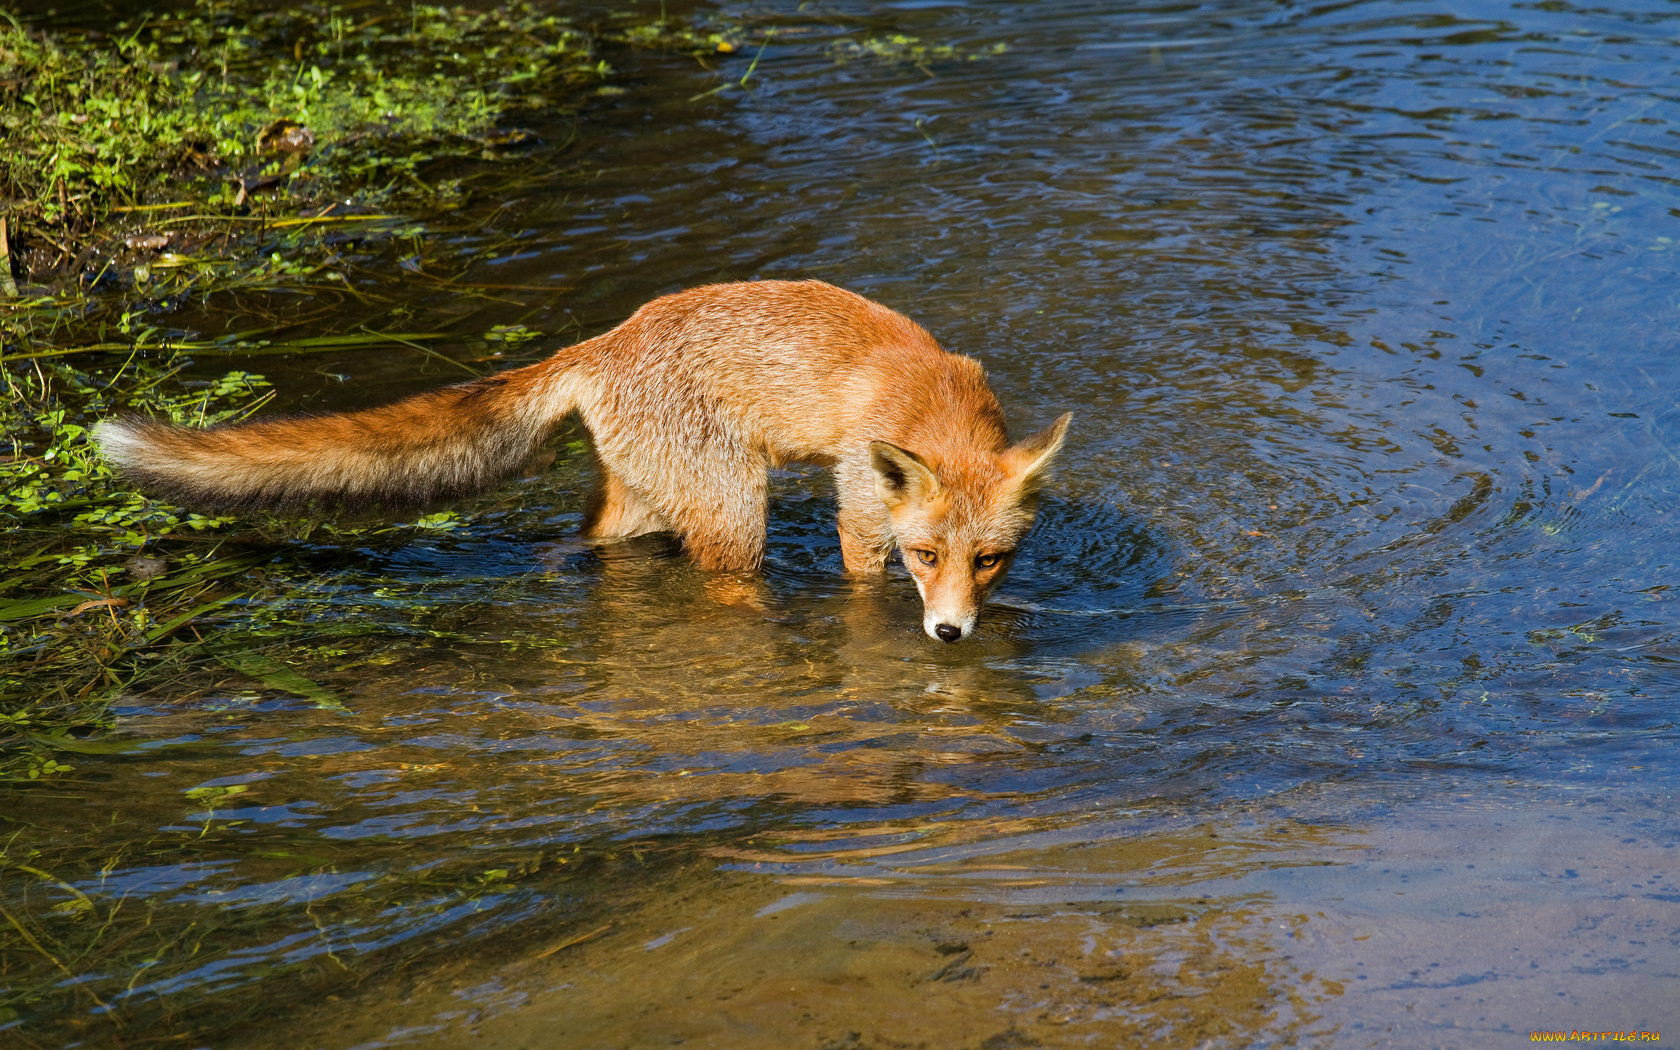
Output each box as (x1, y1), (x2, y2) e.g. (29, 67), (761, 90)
(94, 280), (1070, 642)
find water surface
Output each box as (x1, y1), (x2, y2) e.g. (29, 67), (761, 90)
(5, 0), (1679, 1044)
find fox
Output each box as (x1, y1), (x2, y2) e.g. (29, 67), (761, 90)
(94, 280), (1071, 642)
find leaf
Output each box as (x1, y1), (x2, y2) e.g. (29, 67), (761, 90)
(214, 651), (350, 712)
(0, 594), (87, 622)
(21, 731), (147, 756)
(141, 594), (240, 644)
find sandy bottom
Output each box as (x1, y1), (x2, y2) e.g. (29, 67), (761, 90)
(266, 787), (1678, 1049)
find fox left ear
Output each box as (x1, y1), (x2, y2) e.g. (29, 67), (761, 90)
(1003, 413), (1072, 496)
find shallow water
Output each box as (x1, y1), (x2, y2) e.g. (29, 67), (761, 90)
(6, 0), (1680, 1044)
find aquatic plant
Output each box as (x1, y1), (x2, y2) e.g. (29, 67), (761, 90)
(0, 341), (262, 767)
(0, 2), (609, 278)
(829, 35), (1010, 68)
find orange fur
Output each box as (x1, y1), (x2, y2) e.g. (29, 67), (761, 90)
(94, 280), (1071, 641)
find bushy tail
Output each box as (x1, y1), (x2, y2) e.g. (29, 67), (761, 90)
(93, 356), (588, 513)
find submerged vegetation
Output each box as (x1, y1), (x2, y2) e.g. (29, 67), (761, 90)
(0, 0), (998, 282)
(1, 356), (257, 762)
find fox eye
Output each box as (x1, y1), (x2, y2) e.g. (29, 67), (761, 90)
(975, 553), (1000, 569)
(914, 549), (938, 566)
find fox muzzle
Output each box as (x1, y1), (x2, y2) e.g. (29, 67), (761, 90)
(922, 608), (977, 643)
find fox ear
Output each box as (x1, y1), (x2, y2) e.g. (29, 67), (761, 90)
(1003, 413), (1072, 496)
(870, 441), (941, 509)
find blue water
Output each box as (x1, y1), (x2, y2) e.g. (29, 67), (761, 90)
(4, 0), (1677, 1044)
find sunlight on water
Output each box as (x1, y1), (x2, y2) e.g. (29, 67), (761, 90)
(4, 0), (1677, 1044)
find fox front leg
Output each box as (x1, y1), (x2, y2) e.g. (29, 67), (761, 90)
(834, 456), (896, 574)
(837, 521), (893, 574)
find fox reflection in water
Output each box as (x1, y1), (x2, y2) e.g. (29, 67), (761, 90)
(513, 537), (1052, 810)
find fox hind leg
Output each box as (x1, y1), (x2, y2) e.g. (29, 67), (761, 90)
(660, 453), (769, 573)
(582, 467), (672, 539)
(584, 431), (768, 572)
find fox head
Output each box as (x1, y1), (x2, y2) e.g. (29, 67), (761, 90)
(870, 413), (1071, 643)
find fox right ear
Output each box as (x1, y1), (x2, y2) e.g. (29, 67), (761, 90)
(870, 441), (941, 510)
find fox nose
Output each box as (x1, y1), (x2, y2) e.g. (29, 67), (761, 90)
(934, 623), (963, 643)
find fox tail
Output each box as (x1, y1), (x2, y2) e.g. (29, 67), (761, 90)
(92, 356), (590, 513)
